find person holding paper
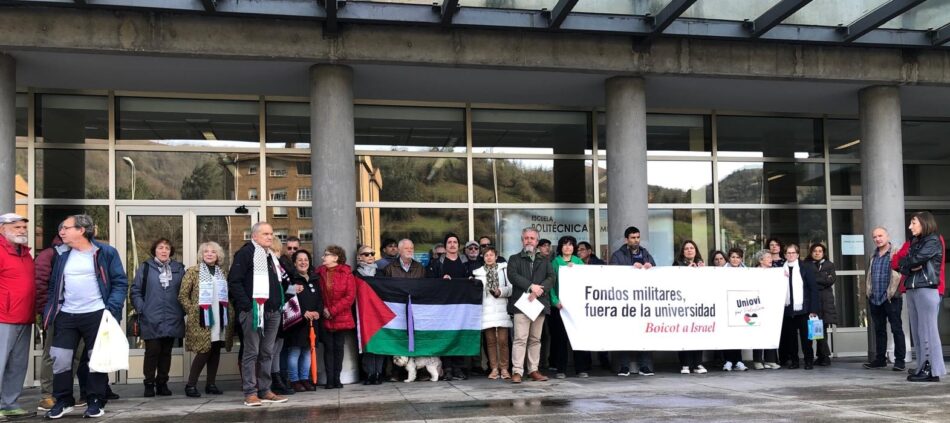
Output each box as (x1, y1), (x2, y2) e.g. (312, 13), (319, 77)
(506, 227), (554, 383)
(609, 226), (657, 377)
(777, 243), (820, 370)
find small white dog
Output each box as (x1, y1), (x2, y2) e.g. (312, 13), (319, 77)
(392, 356), (442, 382)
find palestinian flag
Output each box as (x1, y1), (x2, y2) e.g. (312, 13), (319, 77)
(358, 277), (482, 357)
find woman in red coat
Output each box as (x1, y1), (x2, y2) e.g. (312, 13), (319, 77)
(317, 244), (356, 389)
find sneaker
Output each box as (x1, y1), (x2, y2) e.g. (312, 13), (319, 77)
(863, 361), (887, 369)
(680, 366), (690, 374)
(694, 365), (708, 374)
(1, 408), (32, 417)
(638, 367), (655, 376)
(617, 367), (631, 377)
(753, 362), (765, 370)
(555, 373), (566, 379)
(37, 396), (55, 411)
(83, 399), (104, 418)
(577, 372), (589, 378)
(723, 361), (733, 372)
(75, 397), (87, 408)
(735, 362), (748, 371)
(893, 363), (907, 372)
(764, 362), (781, 370)
(243, 394), (262, 407)
(259, 391), (288, 404)
(44, 401), (73, 419)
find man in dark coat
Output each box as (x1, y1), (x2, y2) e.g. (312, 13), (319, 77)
(506, 227), (554, 383)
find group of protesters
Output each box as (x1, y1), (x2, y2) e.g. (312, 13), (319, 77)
(0, 210), (944, 419)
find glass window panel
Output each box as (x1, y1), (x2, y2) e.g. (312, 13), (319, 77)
(880, 1), (950, 30)
(598, 208), (714, 267)
(830, 163), (861, 196)
(827, 119), (860, 159)
(786, 0), (902, 28)
(36, 149), (108, 199)
(355, 105), (465, 153)
(118, 97), (260, 147)
(124, 214), (184, 348)
(717, 116), (822, 158)
(265, 152), (312, 203)
(598, 113), (711, 157)
(472, 109), (590, 154)
(833, 275), (866, 328)
(15, 148), (27, 196)
(905, 164), (950, 197)
(357, 208), (469, 264)
(681, 0), (783, 22)
(473, 159), (592, 203)
(831, 209), (865, 272)
(720, 209), (828, 260)
(574, 0), (665, 15)
(116, 152), (243, 200)
(37, 95), (108, 144)
(196, 214), (254, 271)
(475, 208), (595, 260)
(267, 207), (312, 249)
(265, 102), (309, 149)
(599, 160), (713, 204)
(718, 162), (825, 204)
(903, 121), (950, 161)
(458, 0), (558, 10)
(360, 156), (468, 203)
(15, 93), (27, 140)
(34, 205), (110, 250)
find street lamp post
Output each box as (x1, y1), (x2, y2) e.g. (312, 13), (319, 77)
(122, 157), (139, 268)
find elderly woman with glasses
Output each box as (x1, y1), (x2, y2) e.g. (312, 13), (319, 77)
(778, 243), (820, 370)
(318, 245), (357, 388)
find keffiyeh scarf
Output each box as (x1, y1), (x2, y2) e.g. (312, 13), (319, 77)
(198, 262), (229, 330)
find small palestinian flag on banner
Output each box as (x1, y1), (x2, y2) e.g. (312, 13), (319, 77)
(357, 277), (483, 357)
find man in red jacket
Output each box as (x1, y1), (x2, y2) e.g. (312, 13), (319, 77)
(0, 213), (35, 418)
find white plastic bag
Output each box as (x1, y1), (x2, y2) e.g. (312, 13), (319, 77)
(88, 311), (130, 373)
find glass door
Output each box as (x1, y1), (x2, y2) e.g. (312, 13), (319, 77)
(116, 206), (259, 384)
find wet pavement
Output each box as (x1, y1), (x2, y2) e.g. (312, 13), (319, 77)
(16, 359), (950, 422)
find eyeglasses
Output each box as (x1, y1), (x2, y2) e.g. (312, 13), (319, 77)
(479, 244), (491, 248)
(360, 252), (374, 257)
(466, 245), (479, 250)
(286, 246), (298, 251)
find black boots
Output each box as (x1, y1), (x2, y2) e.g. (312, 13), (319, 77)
(184, 385), (201, 398)
(156, 383), (173, 396)
(205, 384), (223, 395)
(908, 361), (940, 382)
(271, 373), (294, 395)
(143, 383), (155, 398)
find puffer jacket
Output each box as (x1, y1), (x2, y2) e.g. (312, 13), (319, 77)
(473, 263), (513, 329)
(318, 263), (357, 332)
(0, 236), (34, 325)
(807, 258), (838, 325)
(34, 236), (62, 314)
(131, 259), (186, 340)
(899, 234), (943, 291)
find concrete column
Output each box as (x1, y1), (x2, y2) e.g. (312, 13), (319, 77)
(0, 54), (15, 213)
(605, 77), (649, 251)
(859, 85), (908, 363)
(310, 64), (359, 384)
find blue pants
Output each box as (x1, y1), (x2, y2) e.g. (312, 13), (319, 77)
(286, 347), (311, 382)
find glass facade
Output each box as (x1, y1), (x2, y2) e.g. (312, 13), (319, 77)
(13, 90), (950, 345)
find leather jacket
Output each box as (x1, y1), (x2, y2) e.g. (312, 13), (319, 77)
(900, 234), (942, 290)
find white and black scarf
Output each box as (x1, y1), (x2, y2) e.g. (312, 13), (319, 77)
(785, 259), (804, 312)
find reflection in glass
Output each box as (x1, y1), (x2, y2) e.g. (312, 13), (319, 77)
(717, 116), (822, 158)
(37, 95), (108, 144)
(360, 156), (467, 202)
(266, 102), (309, 148)
(473, 159), (592, 203)
(34, 205), (110, 250)
(599, 208), (714, 267)
(355, 105), (465, 152)
(905, 164), (950, 197)
(357, 208), (469, 260)
(472, 109), (590, 154)
(15, 93), (27, 140)
(36, 149), (109, 199)
(718, 162), (825, 204)
(266, 207), (312, 253)
(902, 121), (950, 160)
(720, 209), (828, 261)
(116, 152), (243, 200)
(475, 209), (594, 260)
(830, 163), (861, 196)
(118, 97), (259, 147)
(598, 113), (711, 157)
(197, 215), (254, 271)
(15, 148), (27, 192)
(124, 215), (184, 348)
(598, 160), (713, 203)
(265, 152), (315, 203)
(827, 119), (860, 159)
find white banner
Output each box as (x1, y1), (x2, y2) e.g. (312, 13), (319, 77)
(559, 265), (788, 351)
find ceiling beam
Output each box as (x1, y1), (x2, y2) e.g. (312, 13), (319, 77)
(843, 0), (926, 43)
(652, 0), (698, 34)
(321, 0), (338, 36)
(934, 22), (950, 46)
(440, 0), (459, 26)
(749, 0), (812, 38)
(200, 0), (216, 12)
(548, 0), (578, 29)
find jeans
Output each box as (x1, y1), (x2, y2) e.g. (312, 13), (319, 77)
(869, 297), (905, 365)
(238, 310), (281, 396)
(906, 288), (946, 376)
(286, 346), (311, 382)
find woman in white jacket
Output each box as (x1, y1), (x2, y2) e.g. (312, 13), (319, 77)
(473, 246), (513, 380)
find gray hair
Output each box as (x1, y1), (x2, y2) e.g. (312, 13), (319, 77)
(251, 221), (271, 236)
(398, 239), (414, 249)
(751, 249), (771, 264)
(71, 214), (96, 240)
(872, 226), (889, 235)
(522, 227), (539, 237)
(197, 241), (225, 266)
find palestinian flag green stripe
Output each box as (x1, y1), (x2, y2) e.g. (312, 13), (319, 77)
(365, 328), (482, 356)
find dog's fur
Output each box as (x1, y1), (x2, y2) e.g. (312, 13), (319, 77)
(392, 356), (442, 382)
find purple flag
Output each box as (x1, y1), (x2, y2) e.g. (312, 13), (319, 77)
(407, 295), (415, 352)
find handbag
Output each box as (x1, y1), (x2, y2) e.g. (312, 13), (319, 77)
(807, 316), (824, 341)
(127, 262), (148, 337)
(282, 295), (303, 331)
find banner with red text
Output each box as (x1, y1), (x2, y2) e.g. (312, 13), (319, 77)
(558, 265), (787, 351)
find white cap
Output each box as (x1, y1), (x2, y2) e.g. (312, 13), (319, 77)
(0, 213), (28, 224)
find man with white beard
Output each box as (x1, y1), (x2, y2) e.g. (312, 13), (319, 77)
(0, 213), (35, 418)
